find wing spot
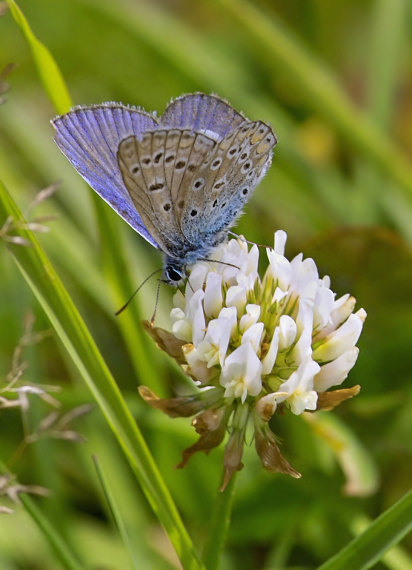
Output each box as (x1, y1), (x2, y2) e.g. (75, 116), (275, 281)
(221, 202), (227, 209)
(190, 209), (198, 217)
(214, 181), (224, 189)
(178, 200), (185, 209)
(259, 127), (266, 134)
(240, 152), (248, 160)
(175, 160), (186, 170)
(228, 146), (238, 156)
(154, 152), (163, 164)
(165, 154), (175, 163)
(131, 165), (139, 174)
(149, 182), (165, 191)
(142, 157), (151, 166)
(212, 199), (218, 208)
(210, 158), (222, 170)
(242, 161), (252, 172)
(193, 178), (204, 190)
(187, 163), (196, 172)
(163, 202), (172, 212)
(242, 188), (248, 196)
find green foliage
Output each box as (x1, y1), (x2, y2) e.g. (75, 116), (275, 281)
(1, 0), (412, 568)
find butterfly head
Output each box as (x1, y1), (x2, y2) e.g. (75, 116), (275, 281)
(163, 262), (186, 286)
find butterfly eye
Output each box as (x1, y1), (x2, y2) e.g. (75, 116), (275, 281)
(165, 265), (184, 284)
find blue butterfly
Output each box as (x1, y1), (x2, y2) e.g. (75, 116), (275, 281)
(52, 93), (276, 285)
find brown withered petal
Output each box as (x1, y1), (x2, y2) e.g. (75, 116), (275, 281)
(142, 321), (186, 364)
(176, 419), (227, 469)
(138, 386), (208, 418)
(316, 385), (361, 411)
(255, 426), (301, 479)
(220, 462), (244, 492)
(220, 430), (246, 492)
(192, 408), (225, 435)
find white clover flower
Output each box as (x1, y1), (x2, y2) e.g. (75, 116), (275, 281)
(141, 232), (365, 490)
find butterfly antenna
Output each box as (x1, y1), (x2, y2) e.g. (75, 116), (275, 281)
(198, 258), (240, 271)
(115, 268), (162, 316)
(150, 278), (163, 325)
(228, 231), (267, 248)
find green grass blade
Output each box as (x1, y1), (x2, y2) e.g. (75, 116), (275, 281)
(5, 0), (72, 113)
(93, 456), (139, 570)
(0, 180), (203, 570)
(201, 474), (236, 570)
(6, 0), (163, 390)
(367, 0), (407, 127)
(319, 488), (412, 570)
(215, 0), (412, 202)
(94, 197), (165, 395)
(19, 494), (85, 570)
(0, 459), (84, 570)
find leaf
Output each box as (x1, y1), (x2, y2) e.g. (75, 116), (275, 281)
(6, 0), (72, 113)
(319, 488), (412, 570)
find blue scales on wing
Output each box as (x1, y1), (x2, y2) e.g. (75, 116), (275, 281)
(52, 103), (160, 248)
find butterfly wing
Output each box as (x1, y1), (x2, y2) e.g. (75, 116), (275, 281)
(179, 120), (277, 244)
(117, 129), (217, 256)
(52, 103), (160, 248)
(160, 93), (246, 139)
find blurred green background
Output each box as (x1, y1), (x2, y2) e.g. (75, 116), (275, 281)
(1, 0), (412, 568)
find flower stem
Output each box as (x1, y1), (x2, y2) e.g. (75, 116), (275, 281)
(201, 472), (237, 569)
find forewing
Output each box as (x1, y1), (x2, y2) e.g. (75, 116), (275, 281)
(160, 93), (246, 140)
(180, 121), (277, 243)
(117, 131), (179, 253)
(52, 103), (160, 248)
(117, 129), (215, 255)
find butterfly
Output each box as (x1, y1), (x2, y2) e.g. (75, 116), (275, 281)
(52, 93), (277, 285)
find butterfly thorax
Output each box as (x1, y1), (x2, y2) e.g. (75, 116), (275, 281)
(162, 232), (227, 286)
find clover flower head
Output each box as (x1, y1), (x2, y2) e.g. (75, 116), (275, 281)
(141, 232), (365, 490)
